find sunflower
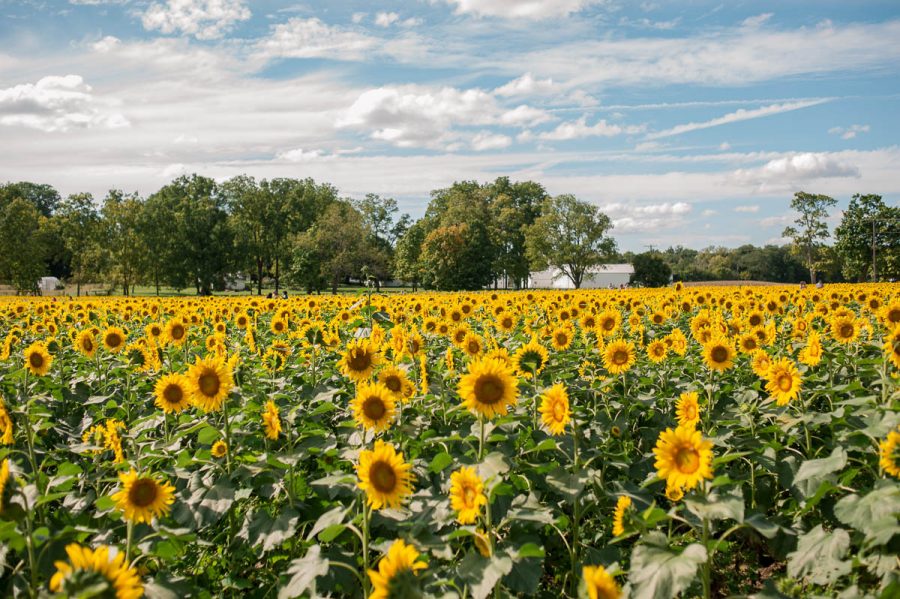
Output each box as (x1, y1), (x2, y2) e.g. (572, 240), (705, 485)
(602, 339), (635, 375)
(0, 397), (12, 444)
(49, 544), (143, 599)
(750, 350), (773, 378)
(352, 382), (396, 432)
(883, 328), (900, 369)
(675, 391), (700, 428)
(211, 440), (228, 458)
(738, 332), (759, 354)
(512, 338), (549, 379)
(830, 315), (860, 344)
(653, 425), (714, 491)
(102, 326), (127, 353)
(539, 383), (570, 435)
(111, 469), (175, 524)
(153, 373), (193, 413)
(449, 466), (487, 524)
(702, 336), (735, 371)
(164, 318), (188, 346)
(357, 440), (414, 510)
(582, 565), (621, 599)
(879, 426), (900, 478)
(462, 332), (484, 358)
(74, 329), (98, 358)
(799, 330), (823, 367)
(187, 355), (234, 412)
(458, 357), (520, 419)
(261, 348), (286, 372)
(550, 326), (573, 351)
(765, 358), (802, 406)
(0, 458), (9, 512)
(612, 495), (631, 537)
(24, 341), (52, 376)
(260, 400), (282, 440)
(665, 481), (684, 502)
(368, 539), (427, 599)
(597, 310), (621, 337)
(339, 338), (382, 382)
(646, 339), (667, 363)
(380, 366), (415, 402)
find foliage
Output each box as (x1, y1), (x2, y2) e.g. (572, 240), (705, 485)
(782, 191), (837, 284)
(834, 194), (900, 282)
(630, 252), (671, 287)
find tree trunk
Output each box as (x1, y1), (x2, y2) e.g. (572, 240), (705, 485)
(257, 259), (263, 295)
(274, 257), (280, 295)
(76, 281), (81, 297)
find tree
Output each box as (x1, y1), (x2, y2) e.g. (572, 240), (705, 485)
(0, 198), (51, 293)
(101, 190), (144, 296)
(488, 177), (547, 289)
(0, 181), (60, 217)
(394, 220), (428, 291)
(834, 194), (900, 282)
(631, 252), (671, 287)
(138, 192), (178, 295)
(53, 193), (103, 296)
(782, 191), (836, 284)
(525, 194), (617, 289)
(420, 224), (485, 291)
(222, 175), (269, 294)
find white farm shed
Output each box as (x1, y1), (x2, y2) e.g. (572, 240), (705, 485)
(529, 264), (635, 289)
(38, 277), (61, 293)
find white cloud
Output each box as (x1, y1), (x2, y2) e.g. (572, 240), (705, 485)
(701, 209), (717, 217)
(760, 214), (794, 227)
(731, 152), (861, 187)
(536, 117), (644, 140)
(646, 99), (828, 140)
(599, 201), (693, 232)
(471, 132), (512, 151)
(0, 74), (129, 132)
(442, 0), (603, 19)
(734, 205), (759, 213)
(828, 124), (870, 139)
(719, 142), (731, 150)
(142, 0), (251, 40)
(375, 12), (399, 27)
(351, 12), (366, 24)
(494, 73), (555, 97)
(160, 163), (188, 178)
(255, 17), (377, 61)
(337, 84), (549, 148)
(741, 13), (773, 28)
(91, 36), (121, 52)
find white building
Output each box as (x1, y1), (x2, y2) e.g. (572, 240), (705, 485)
(38, 277), (61, 293)
(529, 264), (635, 289)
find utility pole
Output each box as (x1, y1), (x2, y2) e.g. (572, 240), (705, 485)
(644, 245), (657, 253)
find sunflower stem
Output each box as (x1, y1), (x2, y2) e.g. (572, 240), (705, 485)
(361, 499), (371, 598)
(478, 414), (486, 462)
(570, 415), (581, 597)
(125, 519), (134, 566)
(701, 514), (711, 599)
(22, 493), (38, 599)
(222, 397), (233, 475)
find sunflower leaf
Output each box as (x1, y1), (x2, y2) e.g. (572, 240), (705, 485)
(628, 532), (707, 599)
(787, 525), (851, 586)
(278, 545), (329, 599)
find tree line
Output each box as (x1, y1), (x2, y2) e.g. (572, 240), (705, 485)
(0, 178), (896, 295)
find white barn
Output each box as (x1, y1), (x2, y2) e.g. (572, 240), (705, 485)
(529, 264), (635, 289)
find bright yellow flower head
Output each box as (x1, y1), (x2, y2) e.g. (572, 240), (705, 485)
(603, 339), (635, 375)
(262, 400), (282, 440)
(24, 341), (52, 376)
(702, 336), (735, 372)
(111, 469), (175, 524)
(187, 355), (234, 412)
(449, 466), (487, 524)
(50, 544), (143, 599)
(154, 373), (193, 414)
(513, 338), (549, 379)
(357, 440), (414, 510)
(653, 425), (714, 491)
(765, 358), (802, 406)
(458, 357), (519, 419)
(352, 382), (396, 432)
(675, 391), (700, 428)
(368, 539), (427, 599)
(612, 495), (631, 537)
(582, 565), (621, 599)
(879, 427), (900, 478)
(339, 338), (382, 382)
(539, 383), (570, 436)
(102, 326), (127, 353)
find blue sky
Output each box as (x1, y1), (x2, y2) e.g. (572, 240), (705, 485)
(1, 0), (898, 251)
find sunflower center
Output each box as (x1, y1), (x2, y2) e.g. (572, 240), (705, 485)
(384, 376), (402, 392)
(83, 338), (94, 352)
(674, 446), (700, 474)
(474, 374), (504, 405)
(163, 384), (184, 405)
(370, 461), (397, 493)
(711, 347), (728, 363)
(468, 341), (480, 354)
(29, 352), (44, 368)
(777, 373), (793, 392)
(602, 319), (615, 331)
(198, 371), (220, 397)
(348, 351), (372, 372)
(106, 333), (122, 348)
(555, 333), (567, 345)
(463, 486), (477, 506)
(685, 404), (697, 419)
(171, 325), (185, 340)
(129, 478), (159, 508)
(839, 324), (854, 338)
(362, 396), (386, 420)
(612, 350), (628, 365)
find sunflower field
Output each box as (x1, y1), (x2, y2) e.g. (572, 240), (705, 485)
(0, 284), (898, 598)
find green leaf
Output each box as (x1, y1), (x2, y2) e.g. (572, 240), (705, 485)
(527, 438), (557, 453)
(459, 551), (514, 599)
(834, 482), (900, 546)
(516, 542), (545, 559)
(684, 487), (744, 523)
(794, 447), (847, 485)
(307, 505), (349, 541)
(787, 525), (851, 586)
(628, 531), (707, 599)
(278, 545), (329, 599)
(429, 452), (454, 473)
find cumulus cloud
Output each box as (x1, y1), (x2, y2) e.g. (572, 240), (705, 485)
(442, 0), (603, 19)
(374, 12), (399, 27)
(760, 214), (794, 227)
(276, 147), (361, 162)
(337, 84), (551, 148)
(0, 75), (129, 132)
(142, 0), (251, 40)
(598, 201), (692, 232)
(646, 99), (828, 140)
(741, 13), (773, 28)
(494, 73), (555, 97)
(734, 205), (759, 213)
(255, 17), (376, 60)
(731, 152), (861, 187)
(828, 124), (870, 139)
(471, 132), (512, 151)
(535, 117), (644, 140)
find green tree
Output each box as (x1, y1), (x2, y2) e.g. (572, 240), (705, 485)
(631, 252), (671, 287)
(101, 190), (144, 296)
(525, 194), (616, 289)
(834, 194), (900, 282)
(53, 193), (103, 295)
(0, 181), (60, 217)
(0, 198), (51, 293)
(394, 219), (428, 291)
(222, 175), (270, 294)
(488, 177), (547, 289)
(420, 224), (481, 291)
(138, 192), (178, 295)
(782, 191), (836, 284)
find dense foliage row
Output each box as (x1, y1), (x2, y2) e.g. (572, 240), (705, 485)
(0, 283), (898, 597)
(2, 179), (898, 295)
